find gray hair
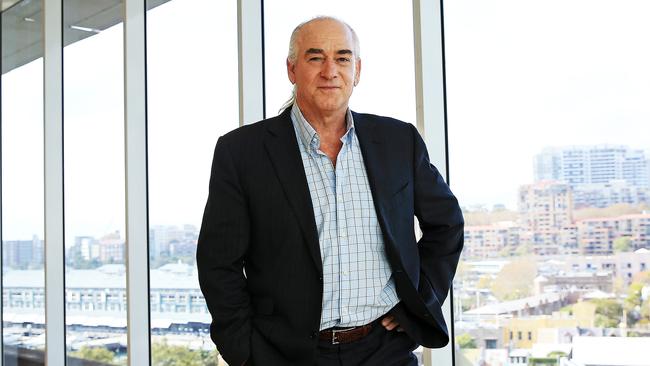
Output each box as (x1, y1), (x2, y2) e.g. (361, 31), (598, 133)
(279, 16), (361, 114)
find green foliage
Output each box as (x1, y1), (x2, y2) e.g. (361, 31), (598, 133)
(640, 297), (650, 322)
(67, 248), (103, 269)
(476, 275), (493, 290)
(573, 203), (649, 221)
(152, 341), (219, 366)
(491, 257), (536, 300)
(590, 299), (623, 328)
(559, 304), (573, 315)
(514, 243), (533, 256)
(613, 237), (632, 253)
(547, 351), (568, 358)
(625, 282), (644, 307)
(70, 346), (116, 364)
(529, 358), (558, 365)
(455, 333), (477, 349)
(463, 208), (518, 226)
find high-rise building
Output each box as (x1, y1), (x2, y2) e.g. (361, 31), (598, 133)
(518, 181), (574, 255)
(576, 214), (650, 255)
(464, 222), (520, 259)
(572, 180), (650, 208)
(149, 225), (199, 260)
(2, 235), (44, 269)
(98, 231), (125, 263)
(534, 145), (650, 189)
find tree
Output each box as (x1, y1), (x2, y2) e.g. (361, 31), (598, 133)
(624, 282), (644, 326)
(152, 341), (220, 366)
(455, 333), (477, 349)
(639, 297), (650, 325)
(547, 351), (567, 358)
(476, 275), (493, 290)
(514, 243), (533, 256)
(574, 203), (648, 221)
(613, 237), (632, 253)
(463, 208), (518, 226)
(70, 346), (116, 364)
(491, 257), (537, 301)
(591, 299), (623, 328)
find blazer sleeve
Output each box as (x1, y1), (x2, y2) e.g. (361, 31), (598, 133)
(196, 136), (251, 366)
(410, 124), (465, 305)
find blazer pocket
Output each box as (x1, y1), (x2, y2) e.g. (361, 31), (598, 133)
(387, 181), (411, 212)
(253, 297), (274, 315)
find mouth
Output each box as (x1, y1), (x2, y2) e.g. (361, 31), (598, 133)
(317, 86), (341, 91)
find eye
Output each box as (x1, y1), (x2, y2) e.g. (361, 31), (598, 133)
(309, 57), (323, 62)
(337, 57), (351, 63)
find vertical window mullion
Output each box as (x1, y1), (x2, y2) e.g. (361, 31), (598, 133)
(412, 0), (454, 365)
(124, 0), (151, 365)
(238, 0), (265, 124)
(43, 0), (66, 364)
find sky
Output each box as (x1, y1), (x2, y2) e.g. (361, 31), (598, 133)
(2, 0), (650, 242)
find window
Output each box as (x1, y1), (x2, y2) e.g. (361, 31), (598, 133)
(63, 0), (127, 363)
(448, 0), (650, 364)
(2, 0), (45, 363)
(145, 0), (238, 362)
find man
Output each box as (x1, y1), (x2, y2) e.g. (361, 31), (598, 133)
(197, 16), (464, 366)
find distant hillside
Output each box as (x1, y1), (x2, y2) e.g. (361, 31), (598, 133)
(573, 203), (649, 221)
(462, 208), (518, 226)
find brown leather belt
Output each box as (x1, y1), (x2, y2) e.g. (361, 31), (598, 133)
(319, 323), (375, 344)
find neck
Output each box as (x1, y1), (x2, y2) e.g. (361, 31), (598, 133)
(296, 101), (348, 138)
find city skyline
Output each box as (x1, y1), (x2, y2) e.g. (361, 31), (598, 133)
(4, 0), (650, 241)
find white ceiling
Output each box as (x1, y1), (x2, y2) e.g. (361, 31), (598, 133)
(2, 0), (170, 74)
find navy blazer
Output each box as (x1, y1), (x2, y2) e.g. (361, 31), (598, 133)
(197, 107), (464, 366)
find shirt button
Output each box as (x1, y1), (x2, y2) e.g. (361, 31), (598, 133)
(342, 271), (349, 276)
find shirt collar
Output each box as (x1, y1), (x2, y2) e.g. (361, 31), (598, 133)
(290, 104), (355, 151)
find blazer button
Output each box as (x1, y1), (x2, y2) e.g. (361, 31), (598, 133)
(310, 331), (319, 339)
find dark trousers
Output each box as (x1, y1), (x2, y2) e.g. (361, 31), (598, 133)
(316, 323), (419, 366)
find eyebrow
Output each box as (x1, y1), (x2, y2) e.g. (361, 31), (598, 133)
(305, 48), (353, 56)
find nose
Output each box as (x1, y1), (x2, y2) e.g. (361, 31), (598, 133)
(320, 59), (338, 79)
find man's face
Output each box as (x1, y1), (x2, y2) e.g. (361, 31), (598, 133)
(287, 19), (361, 116)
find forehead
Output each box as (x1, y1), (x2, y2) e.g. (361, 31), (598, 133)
(297, 20), (355, 53)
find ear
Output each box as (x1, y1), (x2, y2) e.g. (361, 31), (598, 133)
(287, 58), (296, 84)
(354, 58), (362, 86)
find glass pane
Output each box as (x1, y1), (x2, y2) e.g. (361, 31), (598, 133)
(447, 1), (650, 365)
(264, 0), (416, 124)
(145, 0), (238, 365)
(1, 0), (45, 364)
(63, 1), (127, 364)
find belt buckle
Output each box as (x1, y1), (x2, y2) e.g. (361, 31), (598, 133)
(331, 327), (353, 345)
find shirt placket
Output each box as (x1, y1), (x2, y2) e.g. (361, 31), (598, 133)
(335, 138), (351, 324)
(313, 138), (342, 326)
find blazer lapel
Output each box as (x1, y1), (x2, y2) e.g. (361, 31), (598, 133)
(263, 109), (323, 276)
(353, 112), (398, 242)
